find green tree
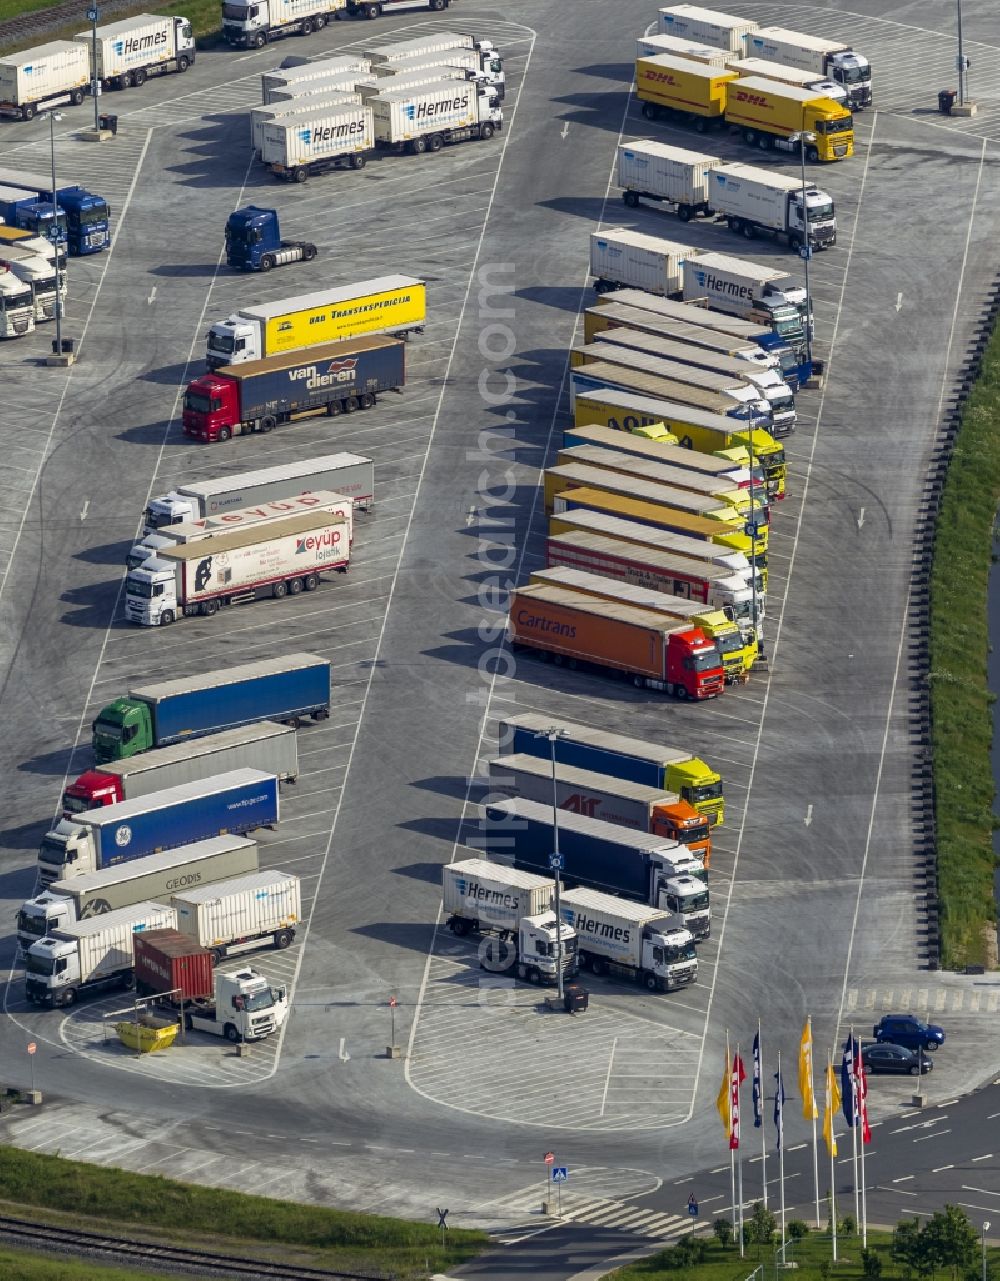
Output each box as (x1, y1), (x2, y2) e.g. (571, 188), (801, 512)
(787, 1219), (809, 1241)
(862, 1246), (883, 1279)
(894, 1217), (933, 1279)
(712, 1217), (733, 1246)
(922, 1205), (978, 1279)
(749, 1200), (776, 1246)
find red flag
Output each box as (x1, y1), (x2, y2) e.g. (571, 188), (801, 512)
(729, 1053), (747, 1151)
(853, 1042), (871, 1145)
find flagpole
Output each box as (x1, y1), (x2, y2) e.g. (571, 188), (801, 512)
(777, 1048), (786, 1258)
(736, 1041), (745, 1258)
(758, 1018), (767, 1209)
(829, 1055), (838, 1264)
(727, 1030), (737, 1245)
(858, 1037), (868, 1249)
(808, 1018), (821, 1229)
(851, 1027), (860, 1231)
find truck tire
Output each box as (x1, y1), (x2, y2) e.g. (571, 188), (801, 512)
(301, 16), (313, 33)
(411, 136), (427, 155)
(677, 204), (692, 222)
(350, 153), (366, 169)
(200, 599), (219, 616)
(806, 145), (820, 164)
(260, 414), (277, 432)
(516, 962), (527, 980)
(303, 243), (317, 261)
(742, 222), (756, 239)
(757, 134), (771, 151)
(160, 609), (175, 626)
(121, 970), (135, 990)
(326, 399), (342, 415)
(133, 67), (147, 87)
(253, 31), (266, 47)
(288, 577), (304, 595)
(273, 581), (288, 599)
(480, 123), (494, 140)
(224, 1023), (241, 1043)
(675, 685), (688, 700)
(274, 929), (294, 948)
(590, 958), (605, 977)
(644, 973), (659, 992)
(641, 102), (658, 121)
(216, 426), (232, 442)
(177, 55), (190, 72)
(727, 216), (741, 233)
(21, 103), (35, 120)
(293, 167), (307, 183)
(622, 190), (639, 208)
(428, 133), (443, 152)
(259, 253), (275, 272)
(450, 917), (471, 937)
(359, 392), (375, 409)
(70, 88), (84, 106)
(692, 116), (708, 133)
(363, 2), (381, 16)
(184, 1013), (194, 1030)
(314, 12), (326, 27)
(121, 71), (132, 88)
(303, 574), (319, 592)
(343, 395), (358, 412)
(430, 0), (446, 9)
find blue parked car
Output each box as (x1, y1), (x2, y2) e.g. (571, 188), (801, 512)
(873, 1014), (945, 1052)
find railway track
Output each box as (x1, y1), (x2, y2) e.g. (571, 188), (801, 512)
(0, 0), (145, 54)
(0, 1215), (390, 1280)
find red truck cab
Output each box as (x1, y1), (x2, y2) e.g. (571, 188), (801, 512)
(668, 628), (724, 700)
(62, 770), (122, 816)
(183, 374), (238, 443)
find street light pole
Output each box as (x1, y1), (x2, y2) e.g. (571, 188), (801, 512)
(983, 1221), (990, 1281)
(89, 7), (100, 132)
(957, 0), (966, 106)
(542, 729), (565, 1002)
(798, 134), (813, 373)
(48, 110), (63, 357)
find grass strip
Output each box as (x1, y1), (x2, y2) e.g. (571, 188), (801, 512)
(0, 0), (223, 55)
(0, 1245), (185, 1280)
(0, 1146), (487, 1279)
(929, 317), (1000, 969)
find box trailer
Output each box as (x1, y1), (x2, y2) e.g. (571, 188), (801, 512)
(682, 248), (807, 328)
(358, 67), (470, 99)
(0, 41), (89, 120)
(74, 14), (195, 91)
(486, 754), (712, 862)
(145, 451), (375, 532)
(261, 104), (374, 180)
(636, 53), (737, 125)
(125, 511), (350, 626)
(724, 57), (846, 107)
(636, 33), (729, 64)
(507, 583), (724, 699)
(183, 336), (403, 442)
(251, 93), (363, 153)
(173, 870), (302, 959)
(364, 31), (502, 83)
(134, 928), (215, 1000)
(206, 274), (425, 367)
(222, 0), (347, 50)
(589, 228), (694, 296)
(499, 711), (725, 825)
(265, 71), (375, 104)
(569, 358), (770, 425)
(0, 243), (63, 323)
(441, 858), (578, 986)
(745, 26), (872, 108)
(24, 902), (177, 1007)
(706, 161), (837, 248)
(481, 796), (711, 937)
(658, 5), (758, 51)
(91, 653), (331, 763)
(371, 80), (502, 152)
(65, 722), (298, 813)
(370, 48), (479, 78)
(261, 53), (372, 101)
(617, 139), (714, 220)
(560, 887), (697, 992)
(38, 769), (280, 884)
(17, 836), (259, 946)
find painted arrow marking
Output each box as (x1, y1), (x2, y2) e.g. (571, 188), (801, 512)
(561, 122), (569, 139)
(466, 506), (476, 527)
(147, 286), (157, 306)
(339, 1036), (350, 1062)
(79, 500), (89, 521)
(857, 507), (865, 530)
(895, 292), (903, 312)
(804, 804), (813, 827)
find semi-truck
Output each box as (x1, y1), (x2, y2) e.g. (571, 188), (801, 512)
(65, 722), (298, 813)
(616, 139), (714, 221)
(0, 270), (36, 338)
(17, 836), (259, 947)
(91, 653), (331, 762)
(0, 166), (110, 255)
(707, 161), (837, 248)
(441, 858), (578, 985)
(545, 527), (760, 648)
(560, 888), (697, 992)
(260, 53), (373, 100)
(486, 755), (712, 863)
(129, 490), (354, 570)
(681, 251), (808, 338)
(482, 796), (712, 937)
(530, 564), (756, 681)
(365, 31), (504, 91)
(144, 452), (375, 532)
(507, 583), (725, 700)
(573, 384), (786, 496)
(0, 41), (88, 120)
(222, 0), (346, 49)
(25, 903), (177, 1008)
(74, 14), (195, 90)
(745, 26), (872, 108)
(724, 57), (846, 107)
(125, 511), (350, 626)
(225, 207), (316, 271)
(261, 104), (374, 180)
(205, 274), (425, 367)
(0, 243), (64, 323)
(371, 80), (502, 153)
(589, 228), (695, 295)
(172, 870), (302, 960)
(596, 286), (808, 384)
(38, 770), (280, 885)
(135, 934), (288, 1042)
(251, 93), (364, 154)
(570, 359), (771, 428)
(183, 337), (404, 442)
(658, 4), (758, 51)
(499, 711), (725, 826)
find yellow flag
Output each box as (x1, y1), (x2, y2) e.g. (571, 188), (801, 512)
(716, 1047), (731, 1138)
(798, 1018), (818, 1120)
(823, 1059), (841, 1157)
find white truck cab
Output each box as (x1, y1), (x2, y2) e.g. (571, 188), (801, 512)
(143, 494), (197, 534)
(206, 314), (259, 366)
(127, 533), (174, 570)
(185, 967), (288, 1042)
(658, 873), (711, 938)
(0, 269), (35, 337)
(645, 924), (698, 988)
(125, 559), (177, 627)
(516, 911), (578, 984)
(38, 818), (95, 883)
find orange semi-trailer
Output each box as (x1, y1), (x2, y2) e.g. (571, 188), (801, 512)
(507, 582), (725, 699)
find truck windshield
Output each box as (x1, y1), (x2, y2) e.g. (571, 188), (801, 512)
(39, 836), (68, 867)
(766, 392), (795, 414)
(807, 199), (835, 222)
(818, 114), (853, 134)
(690, 781), (722, 803)
(686, 650), (720, 672)
(243, 990), (277, 1012)
(679, 891), (710, 912)
(209, 331), (235, 354)
(126, 576), (157, 599)
(144, 507), (174, 530)
(184, 392), (217, 414)
(765, 448), (786, 469)
(16, 911), (46, 937)
(773, 316), (803, 340)
(714, 631), (741, 656)
(80, 205), (109, 226)
(63, 793), (90, 814)
(25, 953), (55, 976)
(489, 57), (502, 74)
(664, 941), (696, 964)
(1, 289), (33, 311)
(222, 2), (249, 17)
(673, 823), (709, 845)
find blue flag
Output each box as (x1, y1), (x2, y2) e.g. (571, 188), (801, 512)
(840, 1034), (858, 1127)
(773, 1069), (786, 1152)
(752, 1032), (762, 1129)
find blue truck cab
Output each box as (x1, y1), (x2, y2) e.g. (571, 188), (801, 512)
(225, 206), (316, 272)
(0, 182), (109, 255)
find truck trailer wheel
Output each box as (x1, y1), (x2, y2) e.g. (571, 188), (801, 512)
(757, 134), (771, 150)
(224, 1023), (241, 1043)
(622, 190), (640, 208)
(342, 395), (358, 412)
(428, 133), (443, 152)
(293, 167), (307, 183)
(411, 136), (427, 155)
(300, 16), (313, 33)
(359, 392), (375, 409)
(288, 577), (304, 595)
(314, 12), (326, 27)
(274, 929), (294, 948)
(590, 958), (605, 977)
(363, 2), (381, 16)
(326, 399), (342, 415)
(350, 153), (366, 169)
(430, 0), (446, 8)
(303, 574), (319, 592)
(260, 414), (277, 432)
(133, 67), (147, 87)
(21, 103), (36, 120)
(677, 204), (692, 221)
(120, 71), (132, 88)
(70, 88), (84, 106)
(273, 581), (288, 600)
(199, 599), (219, 616)
(450, 917), (471, 937)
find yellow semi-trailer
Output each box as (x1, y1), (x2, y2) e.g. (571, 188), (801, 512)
(205, 274), (425, 368)
(637, 53), (737, 129)
(724, 77), (853, 161)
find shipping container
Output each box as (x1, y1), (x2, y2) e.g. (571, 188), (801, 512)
(589, 228), (695, 296)
(617, 139), (714, 216)
(442, 858), (554, 930)
(560, 886), (698, 990)
(636, 33), (729, 64)
(173, 870), (302, 958)
(261, 105), (374, 178)
(266, 71), (375, 104)
(75, 14), (196, 89)
(134, 928), (215, 1000)
(636, 53), (737, 123)
(0, 41), (89, 119)
(261, 54), (373, 101)
(370, 80), (500, 148)
(251, 93), (363, 153)
(658, 5), (759, 52)
(724, 56), (846, 105)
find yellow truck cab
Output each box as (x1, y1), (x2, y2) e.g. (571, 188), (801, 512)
(725, 77), (853, 161)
